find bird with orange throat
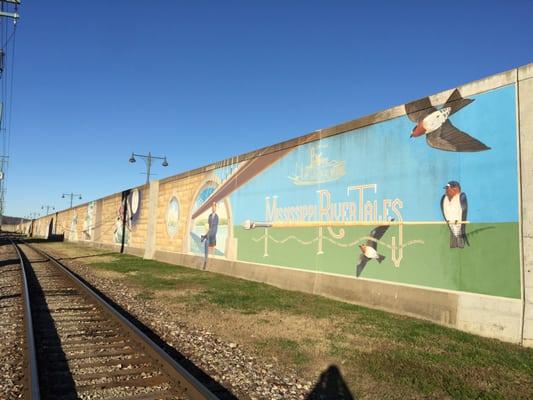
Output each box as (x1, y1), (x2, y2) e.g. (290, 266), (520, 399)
(441, 181), (469, 248)
(356, 221), (392, 277)
(406, 89), (490, 152)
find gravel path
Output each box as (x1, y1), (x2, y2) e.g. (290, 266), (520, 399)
(41, 244), (313, 400)
(0, 242), (24, 400)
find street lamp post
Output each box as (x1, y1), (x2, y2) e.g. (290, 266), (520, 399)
(129, 152), (168, 185)
(62, 193), (82, 208)
(41, 205), (55, 215)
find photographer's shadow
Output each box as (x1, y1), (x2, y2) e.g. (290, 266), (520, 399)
(306, 365), (355, 400)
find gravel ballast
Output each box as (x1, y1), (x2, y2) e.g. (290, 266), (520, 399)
(0, 242), (25, 400)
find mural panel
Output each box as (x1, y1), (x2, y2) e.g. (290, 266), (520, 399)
(82, 201), (97, 241)
(37, 84), (520, 301)
(67, 210), (78, 241)
(113, 189), (142, 245)
(166, 196), (180, 238)
(99, 194), (122, 245)
(189, 181), (228, 258)
(184, 85), (519, 299)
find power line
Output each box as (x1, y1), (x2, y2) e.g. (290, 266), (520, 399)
(6, 24), (16, 165)
(0, 25), (14, 48)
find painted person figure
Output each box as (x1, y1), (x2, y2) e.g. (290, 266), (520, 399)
(201, 202), (219, 269)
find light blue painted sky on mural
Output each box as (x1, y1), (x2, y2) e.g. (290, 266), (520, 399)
(230, 85), (518, 223)
(5, 1), (533, 217)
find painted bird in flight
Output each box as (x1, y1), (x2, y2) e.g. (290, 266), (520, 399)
(405, 89), (491, 152)
(356, 221), (392, 277)
(441, 181), (469, 248)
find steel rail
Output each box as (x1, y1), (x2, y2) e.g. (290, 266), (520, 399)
(10, 238), (41, 400)
(19, 240), (220, 400)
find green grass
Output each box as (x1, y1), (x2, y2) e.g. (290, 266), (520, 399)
(255, 337), (310, 367)
(93, 255), (179, 275)
(63, 248), (533, 399)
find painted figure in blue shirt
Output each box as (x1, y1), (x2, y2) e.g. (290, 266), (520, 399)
(201, 202), (218, 269)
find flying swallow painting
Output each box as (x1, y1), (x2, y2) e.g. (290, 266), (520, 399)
(441, 181), (469, 248)
(405, 89), (491, 152)
(356, 221), (392, 277)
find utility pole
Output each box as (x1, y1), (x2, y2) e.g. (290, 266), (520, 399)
(0, 156), (6, 225)
(0, 0), (19, 227)
(129, 152), (168, 185)
(0, 1), (20, 20)
(62, 193), (82, 208)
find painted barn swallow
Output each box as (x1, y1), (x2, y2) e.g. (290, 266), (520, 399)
(405, 89), (490, 152)
(441, 181), (469, 248)
(356, 221), (392, 277)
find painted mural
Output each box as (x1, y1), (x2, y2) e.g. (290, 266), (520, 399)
(166, 196), (180, 238)
(29, 83), (520, 302)
(113, 189), (142, 244)
(68, 212), (78, 241)
(356, 222), (391, 277)
(406, 89), (491, 152)
(189, 181), (228, 262)
(185, 85), (520, 299)
(288, 144), (345, 185)
(82, 201), (97, 241)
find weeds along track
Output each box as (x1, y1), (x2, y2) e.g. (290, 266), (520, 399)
(13, 238), (220, 400)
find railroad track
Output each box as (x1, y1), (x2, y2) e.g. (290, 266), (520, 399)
(11, 237), (220, 400)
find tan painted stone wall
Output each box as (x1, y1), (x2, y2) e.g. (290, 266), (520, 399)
(34, 216), (53, 238)
(99, 193), (122, 245)
(144, 181), (159, 259)
(155, 172), (210, 253)
(93, 199), (103, 243)
(128, 187), (149, 249)
(55, 208), (74, 240)
(55, 211), (66, 236)
(67, 207), (80, 241)
(74, 204), (87, 241)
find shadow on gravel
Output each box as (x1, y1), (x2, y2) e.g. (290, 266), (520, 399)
(23, 238), (115, 262)
(0, 235), (20, 246)
(0, 293), (21, 301)
(25, 236), (64, 243)
(54, 256), (239, 400)
(306, 365), (355, 400)
(0, 258), (20, 267)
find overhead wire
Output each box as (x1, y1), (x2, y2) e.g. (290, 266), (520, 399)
(1, 26), (15, 49)
(6, 23), (17, 171)
(0, 3), (18, 216)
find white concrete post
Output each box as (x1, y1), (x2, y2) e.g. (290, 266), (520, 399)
(144, 180), (160, 260)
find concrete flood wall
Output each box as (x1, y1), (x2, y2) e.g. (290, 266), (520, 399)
(21, 62), (533, 346)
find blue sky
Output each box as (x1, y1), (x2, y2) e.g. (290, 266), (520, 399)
(4, 1), (533, 218)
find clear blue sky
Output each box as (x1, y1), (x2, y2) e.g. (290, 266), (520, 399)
(5, 0), (533, 218)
